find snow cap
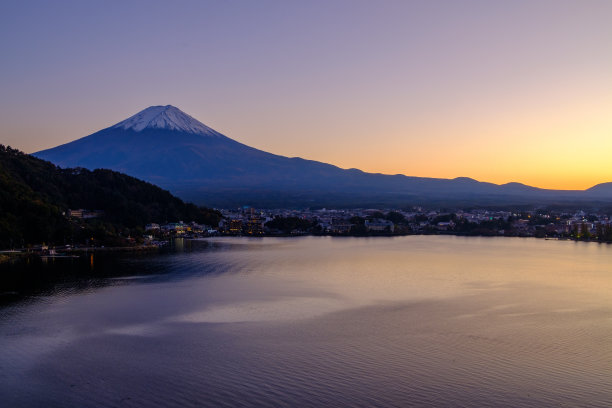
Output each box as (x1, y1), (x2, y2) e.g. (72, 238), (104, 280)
(112, 105), (219, 136)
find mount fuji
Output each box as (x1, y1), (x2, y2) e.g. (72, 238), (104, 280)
(34, 105), (610, 207)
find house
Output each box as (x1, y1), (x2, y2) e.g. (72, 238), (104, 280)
(365, 219), (394, 233)
(435, 221), (454, 231)
(330, 218), (353, 234)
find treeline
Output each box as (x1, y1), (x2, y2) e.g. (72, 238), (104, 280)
(265, 216), (318, 233)
(0, 145), (221, 248)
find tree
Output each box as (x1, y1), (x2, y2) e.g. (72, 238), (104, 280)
(386, 211), (406, 224)
(580, 223), (590, 240)
(0, 146), (221, 248)
(572, 224), (579, 238)
(265, 216), (314, 233)
(596, 224), (604, 241)
(350, 216), (365, 225)
(605, 224), (612, 242)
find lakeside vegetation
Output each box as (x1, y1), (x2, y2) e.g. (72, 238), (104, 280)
(0, 145), (220, 249)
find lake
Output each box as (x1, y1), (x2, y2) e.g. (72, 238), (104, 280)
(1, 236), (611, 407)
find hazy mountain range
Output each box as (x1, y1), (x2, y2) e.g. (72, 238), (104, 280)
(34, 105), (612, 208)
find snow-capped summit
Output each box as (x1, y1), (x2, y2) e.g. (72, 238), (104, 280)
(112, 105), (221, 136)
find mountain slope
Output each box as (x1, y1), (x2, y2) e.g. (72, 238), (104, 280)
(0, 145), (220, 248)
(34, 105), (612, 207)
(586, 182), (612, 197)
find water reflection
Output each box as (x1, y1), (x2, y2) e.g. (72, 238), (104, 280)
(1, 236), (611, 407)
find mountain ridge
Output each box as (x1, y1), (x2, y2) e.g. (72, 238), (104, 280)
(34, 106), (612, 208)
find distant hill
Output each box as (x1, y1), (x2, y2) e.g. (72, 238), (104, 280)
(586, 182), (612, 197)
(0, 145), (220, 248)
(34, 105), (612, 208)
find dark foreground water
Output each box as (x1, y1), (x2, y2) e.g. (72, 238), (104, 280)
(1, 236), (611, 407)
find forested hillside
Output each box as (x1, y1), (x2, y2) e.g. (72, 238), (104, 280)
(0, 145), (221, 248)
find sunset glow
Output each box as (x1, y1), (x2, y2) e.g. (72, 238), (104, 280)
(1, 0), (611, 190)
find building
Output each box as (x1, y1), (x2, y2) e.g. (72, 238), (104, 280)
(67, 209), (104, 219)
(228, 219), (243, 234)
(330, 218), (353, 234)
(365, 219), (394, 233)
(246, 217), (265, 235)
(145, 223), (160, 231)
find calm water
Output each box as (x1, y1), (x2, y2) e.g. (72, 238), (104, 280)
(1, 236), (611, 407)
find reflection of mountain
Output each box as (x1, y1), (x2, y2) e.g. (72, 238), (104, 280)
(35, 105), (612, 207)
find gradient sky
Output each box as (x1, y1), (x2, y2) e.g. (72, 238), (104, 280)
(1, 0), (611, 190)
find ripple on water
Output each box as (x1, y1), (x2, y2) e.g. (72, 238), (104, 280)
(1, 236), (612, 407)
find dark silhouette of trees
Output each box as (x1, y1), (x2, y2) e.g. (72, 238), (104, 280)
(265, 216), (315, 233)
(0, 145), (220, 248)
(580, 223), (591, 240)
(385, 211), (406, 224)
(349, 216), (365, 225)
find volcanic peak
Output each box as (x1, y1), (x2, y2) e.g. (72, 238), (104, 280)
(111, 105), (220, 136)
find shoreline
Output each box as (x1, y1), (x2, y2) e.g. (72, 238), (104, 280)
(1, 233), (610, 264)
(0, 245), (162, 264)
(222, 231), (612, 243)
(66, 245), (162, 254)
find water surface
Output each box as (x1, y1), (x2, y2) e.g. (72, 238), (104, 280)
(1, 236), (611, 407)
